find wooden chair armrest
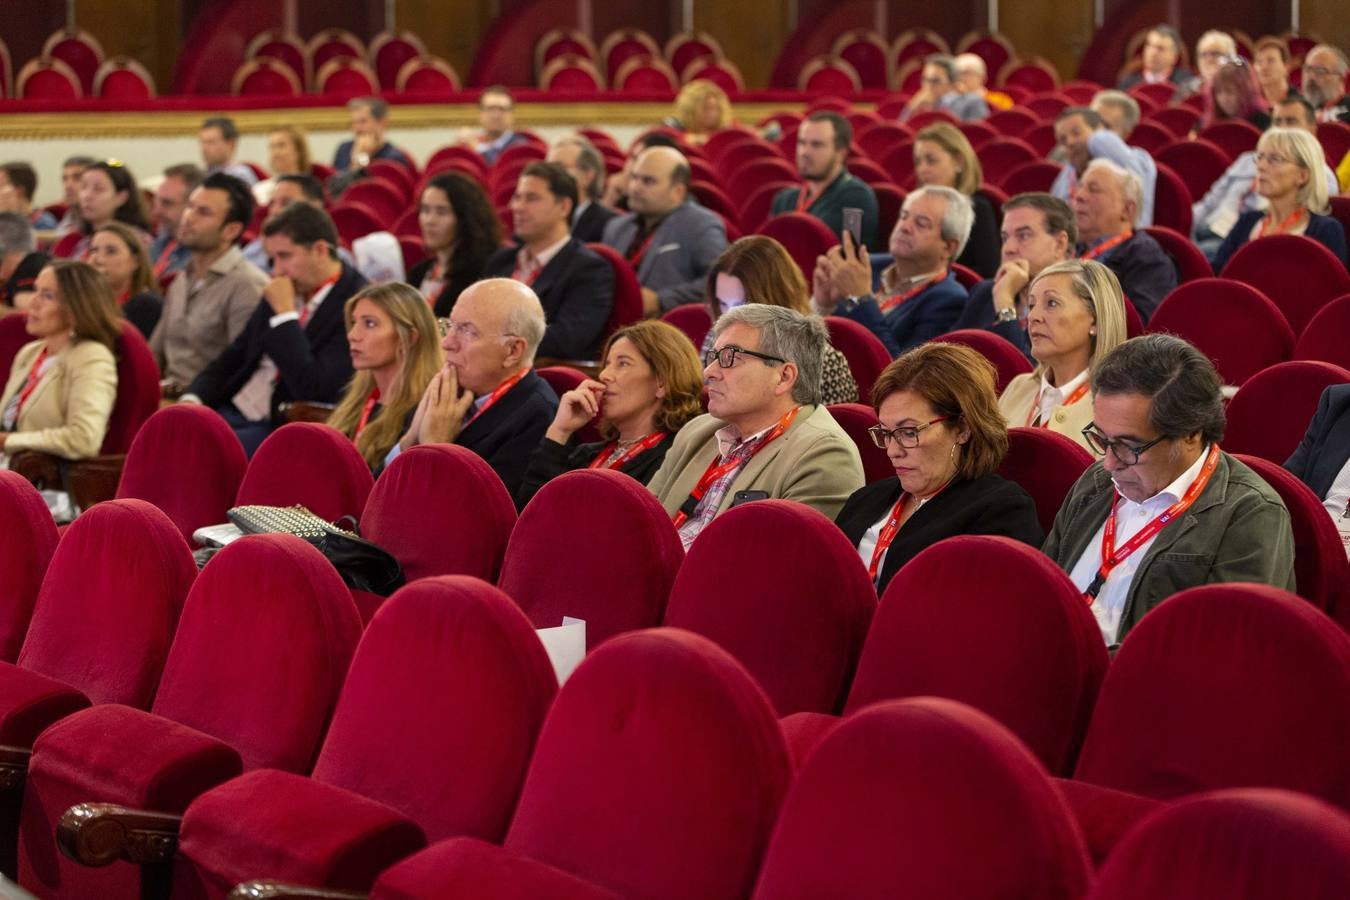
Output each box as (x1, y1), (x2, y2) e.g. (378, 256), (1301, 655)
(7, 451), (126, 510)
(280, 401), (337, 424)
(228, 882), (366, 900)
(57, 802), (182, 867)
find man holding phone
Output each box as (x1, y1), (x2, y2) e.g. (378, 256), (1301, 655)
(771, 112), (878, 248)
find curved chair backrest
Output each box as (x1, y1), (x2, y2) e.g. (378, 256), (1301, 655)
(999, 426), (1095, 535)
(0, 472), (60, 662)
(236, 422), (374, 523)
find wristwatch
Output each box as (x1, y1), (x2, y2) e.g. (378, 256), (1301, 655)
(354, 151), (371, 168)
(994, 306), (1018, 323)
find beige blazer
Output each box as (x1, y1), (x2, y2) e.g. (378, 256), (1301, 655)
(999, 372), (1095, 452)
(0, 339), (117, 459)
(647, 403), (865, 522)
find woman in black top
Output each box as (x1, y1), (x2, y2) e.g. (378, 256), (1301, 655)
(88, 222), (161, 337)
(405, 172), (502, 317)
(516, 320), (703, 507)
(912, 123), (1000, 278)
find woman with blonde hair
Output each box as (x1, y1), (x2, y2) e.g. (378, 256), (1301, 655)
(328, 282), (443, 472)
(665, 80), (732, 143)
(998, 259), (1129, 451)
(912, 122), (1000, 277)
(1211, 127), (1347, 271)
(516, 319), (704, 507)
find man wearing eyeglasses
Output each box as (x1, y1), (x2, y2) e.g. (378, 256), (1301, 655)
(459, 86), (528, 166)
(1042, 334), (1294, 649)
(1301, 44), (1350, 124)
(647, 305), (863, 549)
(900, 54), (989, 122)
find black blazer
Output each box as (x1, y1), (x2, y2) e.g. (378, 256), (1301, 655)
(123, 290), (162, 339)
(572, 202), (619, 245)
(834, 472), (1044, 595)
(514, 432), (676, 509)
(406, 254), (488, 319)
(1285, 384), (1350, 500)
(952, 279), (1033, 360)
(483, 238), (615, 360)
(956, 193), (1000, 279)
(456, 369), (559, 496)
(1090, 230), (1177, 324)
(187, 263), (367, 424)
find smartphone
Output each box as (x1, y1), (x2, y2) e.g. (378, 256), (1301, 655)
(730, 490), (770, 507)
(842, 207), (863, 251)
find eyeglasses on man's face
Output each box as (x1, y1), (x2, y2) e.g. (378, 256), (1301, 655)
(1081, 423), (1168, 466)
(868, 416), (953, 449)
(703, 344), (787, 369)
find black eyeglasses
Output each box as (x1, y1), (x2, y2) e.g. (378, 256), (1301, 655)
(703, 345), (787, 369)
(1081, 423), (1168, 466)
(869, 416), (953, 449)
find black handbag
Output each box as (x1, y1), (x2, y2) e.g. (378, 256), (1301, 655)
(226, 504), (406, 596)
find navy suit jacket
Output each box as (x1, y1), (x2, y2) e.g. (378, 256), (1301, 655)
(832, 271), (968, 357)
(332, 140), (412, 171)
(1285, 384), (1350, 500)
(1211, 211), (1349, 274)
(572, 202), (619, 245)
(483, 238), (615, 360)
(456, 370), (559, 496)
(1086, 229), (1177, 324)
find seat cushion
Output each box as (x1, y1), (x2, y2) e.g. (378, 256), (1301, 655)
(373, 837), (620, 900)
(0, 663), (90, 747)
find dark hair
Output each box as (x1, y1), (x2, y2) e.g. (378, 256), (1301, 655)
(1091, 334), (1226, 444)
(1, 162), (37, 202)
(634, 132), (681, 152)
(924, 54), (958, 82)
(806, 111), (852, 151)
(348, 96), (388, 120)
(47, 260), (122, 352)
(83, 161), (150, 232)
(422, 171), (502, 276)
(1149, 25), (1184, 56)
(1003, 192), (1078, 246)
(162, 163), (204, 193)
(200, 171), (255, 237)
(1253, 35), (1290, 64)
(1056, 106), (1104, 129)
(63, 155), (96, 170)
(555, 136), (606, 201)
(480, 85), (513, 107)
(262, 201), (339, 256)
(520, 161), (578, 215)
(1274, 93), (1317, 126)
(201, 116), (239, 142)
(276, 173), (326, 204)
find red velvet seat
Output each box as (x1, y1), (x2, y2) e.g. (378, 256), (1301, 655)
(715, 139), (784, 181)
(330, 202), (385, 246)
(100, 323), (162, 454)
(581, 242), (643, 343)
(18, 534), (361, 898)
(1140, 224), (1212, 283)
(1224, 360), (1350, 464)
(1146, 106), (1201, 139)
(999, 427), (1094, 535)
(1074, 583), (1350, 808)
(42, 27), (103, 95)
(739, 179), (797, 233)
(1086, 789), (1350, 900)
(877, 138), (917, 186)
(15, 57), (81, 100)
(369, 29), (426, 90)
(1294, 294), (1350, 369)
(173, 577), (558, 898)
(423, 145), (488, 182)
(1147, 279), (1294, 386)
(663, 501), (876, 715)
(395, 54), (461, 94)
(339, 179), (406, 224)
(799, 56), (861, 94)
(826, 402), (894, 483)
(236, 422), (374, 523)
(856, 122), (912, 163)
(1195, 120), (1264, 161)
(729, 156), (799, 193)
(1151, 162), (1194, 235)
(975, 137), (1041, 183)
(1317, 122), (1350, 172)
(689, 180), (741, 229)
(366, 160), (413, 199)
(1156, 140), (1231, 202)
(846, 156), (892, 189)
(93, 56), (155, 100)
(613, 56), (678, 93)
(314, 57), (379, 99)
(757, 212), (838, 284)
(703, 128), (759, 162)
(1125, 119), (1175, 155)
(0, 473), (58, 663)
(986, 107), (1039, 137)
(755, 698), (1092, 900)
(0, 313), (31, 378)
(831, 30), (889, 90)
(681, 59), (744, 96)
(932, 329), (1033, 393)
(666, 31), (721, 79)
(601, 28), (661, 83)
(824, 315), (891, 403)
(244, 29), (308, 88)
(231, 58), (302, 97)
(502, 469), (683, 648)
(308, 28), (366, 75)
(371, 628), (790, 899)
(539, 54), (605, 92)
(997, 159), (1062, 194)
(1220, 234), (1350, 335)
(1000, 60), (1061, 94)
(660, 303), (713, 349)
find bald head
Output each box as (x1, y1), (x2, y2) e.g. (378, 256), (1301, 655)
(954, 53), (987, 92)
(443, 278), (547, 393)
(628, 146), (690, 218)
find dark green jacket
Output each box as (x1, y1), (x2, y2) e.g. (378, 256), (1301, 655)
(771, 171), (879, 248)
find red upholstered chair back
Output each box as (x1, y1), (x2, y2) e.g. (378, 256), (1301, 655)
(0, 312), (32, 377)
(826, 403), (893, 483)
(1220, 234), (1350, 334)
(999, 427), (1094, 535)
(1155, 140), (1232, 201)
(503, 469), (683, 648)
(586, 242), (645, 339)
(824, 315), (891, 404)
(312, 577), (557, 843)
(1147, 279), (1294, 386)
(1086, 789), (1350, 900)
(1224, 360), (1350, 463)
(19, 500), (195, 709)
(0, 472), (59, 663)
(101, 323), (161, 454)
(997, 160), (1062, 194)
(850, 536), (1107, 774)
(739, 179), (797, 232)
(360, 445), (516, 584)
(987, 107), (1039, 137)
(1142, 224), (1215, 284)
(1295, 294), (1350, 369)
(236, 422), (374, 523)
(932, 329), (1033, 393)
(505, 628), (790, 900)
(664, 501), (876, 715)
(116, 405), (247, 545)
(975, 137), (1040, 183)
(330, 202), (384, 244)
(151, 534), (362, 773)
(756, 213), (839, 284)
(1196, 119), (1264, 159)
(1151, 162), (1194, 234)
(752, 698), (1092, 900)
(1075, 583), (1350, 806)
(660, 303), (713, 349)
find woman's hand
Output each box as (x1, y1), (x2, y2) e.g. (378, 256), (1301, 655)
(546, 379), (605, 444)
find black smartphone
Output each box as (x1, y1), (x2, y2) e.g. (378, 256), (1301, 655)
(731, 490), (770, 507)
(842, 207), (863, 251)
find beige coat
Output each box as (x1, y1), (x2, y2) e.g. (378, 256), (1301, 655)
(0, 339), (117, 459)
(999, 372), (1095, 452)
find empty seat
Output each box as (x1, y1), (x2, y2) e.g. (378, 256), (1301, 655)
(1151, 162), (1194, 234)
(369, 29), (426, 89)
(395, 54), (460, 94)
(1147, 279), (1294, 386)
(757, 212), (838, 284)
(613, 56), (678, 93)
(1294, 294), (1350, 369)
(660, 304), (713, 349)
(1220, 233), (1350, 335)
(0, 473), (58, 663)
(1225, 360), (1350, 464)
(42, 27), (103, 95)
(932, 329), (1033, 393)
(1155, 140), (1231, 202)
(15, 57), (81, 100)
(999, 426), (1094, 535)
(824, 315), (892, 403)
(1141, 224), (1214, 283)
(826, 402), (895, 483)
(1196, 119), (1264, 160)
(231, 57), (302, 97)
(798, 56), (861, 94)
(235, 422), (374, 523)
(93, 56), (155, 100)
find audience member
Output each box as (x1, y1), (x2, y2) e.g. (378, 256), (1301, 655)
(147, 163), (202, 285)
(183, 202), (366, 455)
(1043, 333), (1295, 649)
(241, 173), (356, 273)
(149, 173), (267, 392)
(0, 261), (119, 463)
(547, 135), (616, 243)
(1211, 127), (1347, 272)
(253, 125), (310, 206)
(462, 86), (528, 165)
(327, 282), (443, 473)
(70, 160), (151, 260)
(813, 185), (971, 357)
(54, 155), (96, 236)
(1285, 385), (1350, 558)
(483, 162), (614, 360)
(954, 53), (1013, 111)
(901, 54), (989, 122)
(405, 171), (501, 317)
(664, 80), (732, 144)
(199, 117), (258, 186)
(953, 192), (1077, 357)
(910, 122), (999, 277)
(1089, 90), (1141, 140)
(835, 342), (1042, 594)
(602, 146), (728, 315)
(1198, 59), (1270, 132)
(1302, 44), (1349, 123)
(1175, 30), (1238, 101)
(997, 259), (1129, 450)
(1118, 25), (1191, 90)
(395, 278), (558, 495)
(704, 235), (858, 405)
(1051, 106), (1158, 226)
(89, 222), (162, 337)
(330, 97), (411, 197)
(647, 304), (864, 548)
(0, 163), (58, 231)
(517, 319), (704, 508)
(1073, 159), (1176, 323)
(1252, 36), (1295, 106)
(600, 131), (681, 210)
(771, 112), (879, 249)
(0, 213), (47, 311)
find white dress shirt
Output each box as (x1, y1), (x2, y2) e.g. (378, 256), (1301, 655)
(1323, 454), (1350, 559)
(231, 282), (334, 422)
(1033, 369), (1088, 427)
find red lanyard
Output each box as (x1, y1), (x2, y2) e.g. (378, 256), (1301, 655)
(1081, 230), (1132, 261)
(627, 230), (658, 269)
(1257, 207), (1306, 238)
(589, 431), (666, 470)
(1084, 443), (1221, 604)
(13, 348), (50, 418)
(511, 252), (544, 286)
(794, 182), (819, 213)
(116, 289), (131, 307)
(466, 370), (526, 426)
(1026, 380), (1090, 427)
(152, 240), (179, 278)
(866, 480), (951, 582)
(672, 406), (800, 528)
(880, 270), (947, 312)
(354, 388), (380, 440)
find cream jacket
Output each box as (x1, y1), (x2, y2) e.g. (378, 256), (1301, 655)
(0, 339), (117, 459)
(998, 372), (1095, 452)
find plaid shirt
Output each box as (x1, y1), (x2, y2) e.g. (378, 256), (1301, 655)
(676, 423), (772, 550)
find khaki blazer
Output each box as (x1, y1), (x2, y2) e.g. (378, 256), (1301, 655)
(999, 372), (1095, 452)
(0, 339), (117, 459)
(647, 404), (865, 523)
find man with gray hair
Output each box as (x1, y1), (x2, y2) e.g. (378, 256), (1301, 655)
(648, 304), (863, 548)
(954, 53), (1013, 111)
(1090, 90), (1141, 139)
(331, 97), (411, 197)
(1044, 333), (1294, 649)
(1301, 44), (1350, 123)
(1051, 106), (1158, 225)
(812, 185), (972, 356)
(547, 135), (616, 243)
(902, 54), (989, 122)
(397, 278), (558, 497)
(0, 211), (46, 311)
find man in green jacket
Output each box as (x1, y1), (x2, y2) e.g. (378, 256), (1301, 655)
(771, 112), (878, 248)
